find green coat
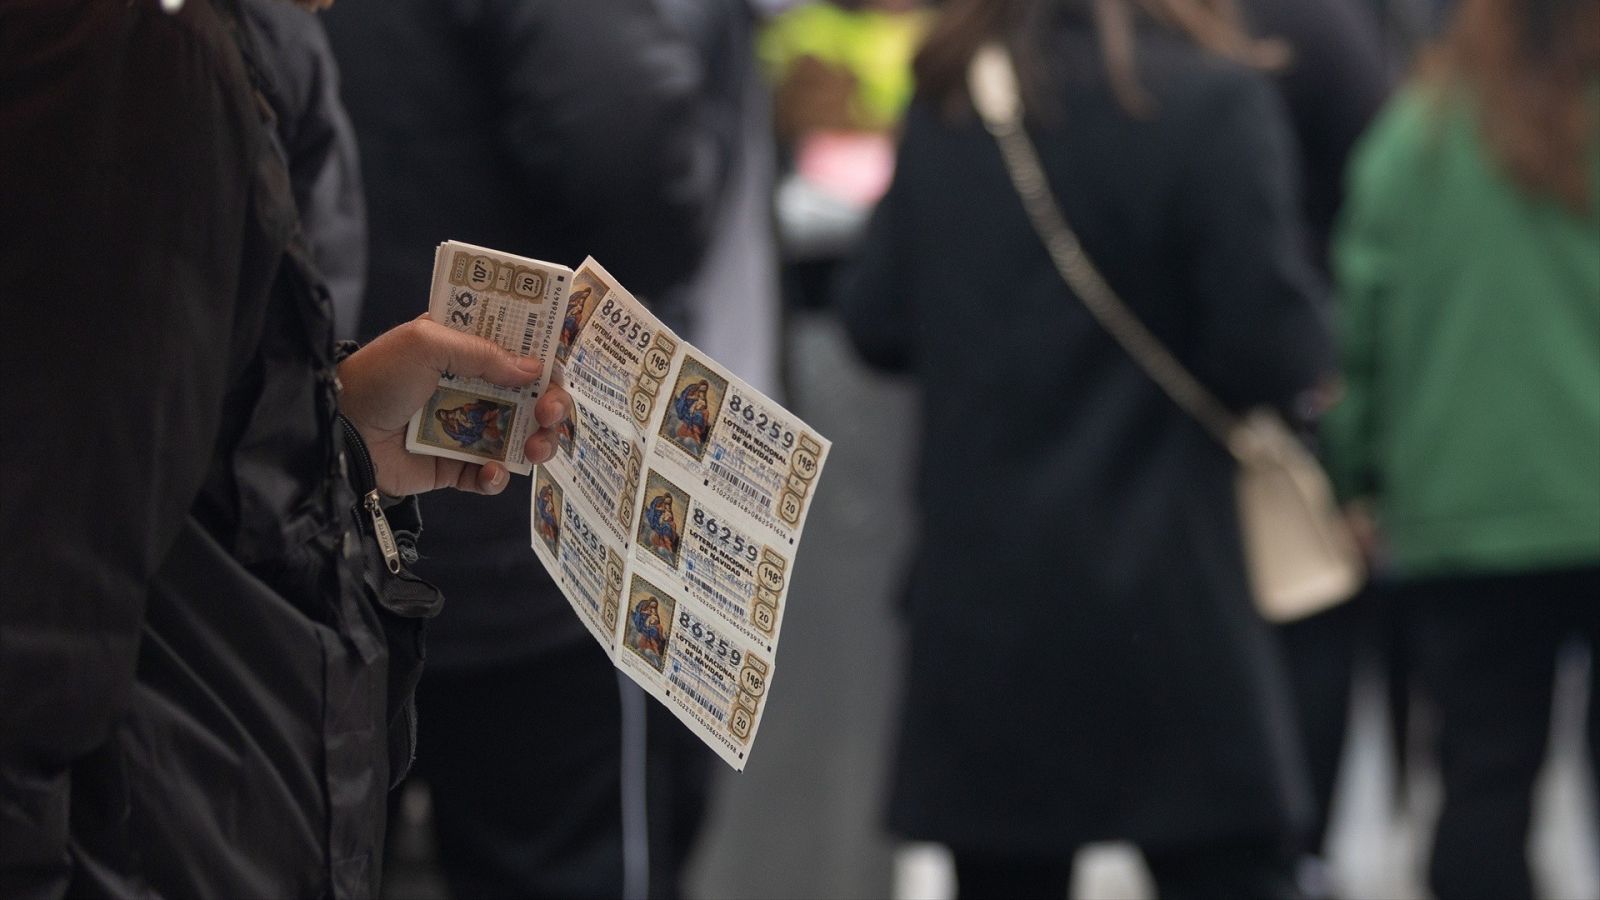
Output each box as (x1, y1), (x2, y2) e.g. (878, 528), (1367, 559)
(1326, 84), (1600, 580)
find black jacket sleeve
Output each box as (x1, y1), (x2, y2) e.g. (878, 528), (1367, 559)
(1174, 71), (1334, 412)
(243, 0), (369, 341)
(0, 1), (255, 893)
(476, 0), (723, 298)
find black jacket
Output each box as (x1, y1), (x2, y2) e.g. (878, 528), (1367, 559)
(0, 1), (422, 896)
(838, 26), (1328, 852)
(244, 0), (369, 339)
(322, 0), (723, 667)
(1240, 0), (1390, 270)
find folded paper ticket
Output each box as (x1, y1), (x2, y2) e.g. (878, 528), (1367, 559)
(405, 241), (568, 475)
(408, 247), (830, 770)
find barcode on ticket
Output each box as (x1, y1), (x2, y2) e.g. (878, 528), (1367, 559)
(707, 460), (771, 512)
(519, 311), (537, 355)
(669, 671), (727, 725)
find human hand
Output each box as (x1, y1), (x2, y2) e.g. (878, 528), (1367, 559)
(336, 315), (574, 497)
(1343, 498), (1384, 567)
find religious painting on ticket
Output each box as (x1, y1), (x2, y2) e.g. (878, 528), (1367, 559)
(557, 269), (607, 362)
(635, 470), (688, 569)
(624, 576), (676, 673)
(533, 468), (564, 554)
(415, 387), (517, 462)
(658, 355), (726, 462)
(555, 414), (576, 459)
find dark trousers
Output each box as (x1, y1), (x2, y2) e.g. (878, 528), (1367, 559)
(1279, 586), (1414, 853)
(407, 641), (713, 900)
(953, 837), (1302, 900)
(1406, 565), (1599, 900)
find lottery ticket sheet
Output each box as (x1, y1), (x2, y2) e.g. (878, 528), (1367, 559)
(405, 241), (568, 475)
(531, 258), (830, 770)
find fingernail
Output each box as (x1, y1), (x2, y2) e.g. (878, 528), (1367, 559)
(513, 355), (541, 375)
(490, 467), (508, 488)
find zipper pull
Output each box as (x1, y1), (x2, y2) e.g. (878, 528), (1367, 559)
(365, 489), (402, 574)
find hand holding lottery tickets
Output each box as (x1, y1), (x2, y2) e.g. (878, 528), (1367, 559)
(401, 245), (832, 768)
(337, 316), (575, 496)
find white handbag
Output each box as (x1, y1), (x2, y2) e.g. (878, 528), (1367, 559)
(968, 44), (1364, 621)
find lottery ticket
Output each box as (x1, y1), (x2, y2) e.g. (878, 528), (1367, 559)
(559, 258), (679, 440)
(614, 571), (775, 769)
(506, 251), (829, 769)
(530, 467), (626, 655)
(540, 394), (645, 546)
(405, 241), (569, 475)
(629, 465), (794, 655)
(643, 349), (826, 548)
(534, 495), (783, 769)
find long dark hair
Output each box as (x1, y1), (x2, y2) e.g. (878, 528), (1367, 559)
(914, 0), (1285, 118)
(1423, 0), (1600, 211)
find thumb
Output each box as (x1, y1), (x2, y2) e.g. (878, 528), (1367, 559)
(409, 316), (542, 388)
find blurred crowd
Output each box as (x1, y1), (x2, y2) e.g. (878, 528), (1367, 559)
(2, 0), (1594, 899)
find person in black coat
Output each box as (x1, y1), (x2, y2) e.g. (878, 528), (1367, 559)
(1235, 0), (1395, 865)
(1240, 0), (1389, 272)
(0, 0), (573, 896)
(321, 2), (727, 896)
(242, 0), (369, 340)
(837, 1), (1331, 896)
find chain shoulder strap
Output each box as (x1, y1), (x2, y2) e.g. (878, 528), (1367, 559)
(967, 44), (1246, 457)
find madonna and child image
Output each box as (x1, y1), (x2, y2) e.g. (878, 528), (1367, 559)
(557, 270), (607, 362)
(636, 470), (689, 569)
(624, 576), (675, 672)
(555, 413), (576, 457)
(417, 387), (517, 461)
(534, 469), (563, 554)
(659, 356), (726, 461)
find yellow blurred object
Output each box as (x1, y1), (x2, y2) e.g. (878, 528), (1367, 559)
(759, 3), (929, 135)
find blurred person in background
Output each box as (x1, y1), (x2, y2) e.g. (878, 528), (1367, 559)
(1369, 0), (1458, 65)
(1232, 0), (1395, 876)
(1324, 0), (1600, 896)
(321, 2), (727, 896)
(1237, 0), (1388, 272)
(763, 0), (925, 146)
(760, 0), (929, 311)
(658, 0), (787, 401)
(837, 0), (1331, 896)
